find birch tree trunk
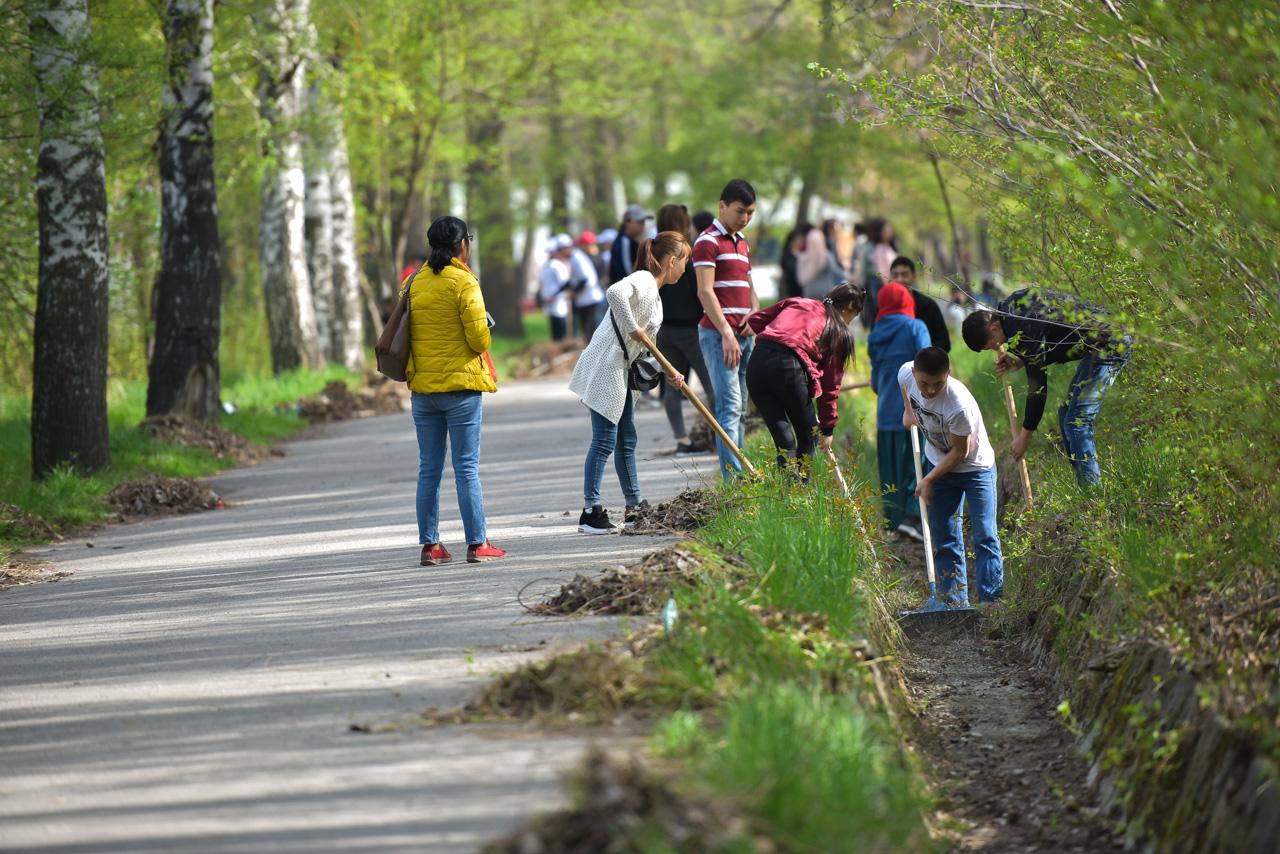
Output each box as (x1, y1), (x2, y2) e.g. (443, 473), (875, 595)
(27, 0), (110, 477)
(147, 0), (222, 422)
(303, 89), (334, 359)
(328, 105), (364, 369)
(257, 0), (321, 373)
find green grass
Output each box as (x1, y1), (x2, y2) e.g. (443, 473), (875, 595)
(625, 461), (932, 850)
(0, 364), (364, 562)
(488, 312), (552, 381)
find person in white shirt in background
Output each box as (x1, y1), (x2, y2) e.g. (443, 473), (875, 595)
(570, 231), (607, 340)
(539, 235), (574, 341)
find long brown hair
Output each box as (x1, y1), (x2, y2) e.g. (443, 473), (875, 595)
(655, 204), (692, 239)
(817, 281), (865, 367)
(634, 230), (691, 279)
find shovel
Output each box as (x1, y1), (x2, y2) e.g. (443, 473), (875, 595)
(636, 331), (756, 474)
(898, 425), (977, 635)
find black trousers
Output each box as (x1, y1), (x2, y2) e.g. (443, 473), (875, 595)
(746, 340), (818, 468)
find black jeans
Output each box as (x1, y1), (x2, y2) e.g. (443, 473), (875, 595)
(656, 323), (716, 440)
(746, 340), (818, 469)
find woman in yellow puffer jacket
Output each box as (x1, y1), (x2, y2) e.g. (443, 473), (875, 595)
(407, 216), (505, 566)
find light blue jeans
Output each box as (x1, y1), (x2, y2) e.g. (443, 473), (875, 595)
(927, 465), (1002, 605)
(698, 325), (755, 479)
(584, 392), (640, 508)
(1057, 348), (1130, 488)
(411, 391), (486, 546)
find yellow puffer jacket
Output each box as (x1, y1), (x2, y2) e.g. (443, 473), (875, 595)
(405, 258), (497, 394)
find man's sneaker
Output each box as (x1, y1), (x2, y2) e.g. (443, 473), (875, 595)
(675, 442), (699, 456)
(623, 500), (650, 529)
(466, 540), (506, 563)
(896, 521), (925, 543)
(577, 505), (616, 534)
(420, 543), (452, 566)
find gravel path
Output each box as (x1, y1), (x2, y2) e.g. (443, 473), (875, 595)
(0, 380), (711, 853)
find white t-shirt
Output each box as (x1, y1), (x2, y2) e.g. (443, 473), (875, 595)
(539, 258), (571, 319)
(897, 362), (995, 473)
(570, 248), (604, 307)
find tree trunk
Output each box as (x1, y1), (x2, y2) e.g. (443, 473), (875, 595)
(28, 0), (111, 477)
(466, 112), (523, 335)
(257, 0), (321, 374)
(147, 0), (222, 422)
(328, 97), (363, 370)
(304, 81), (335, 360)
(546, 101), (570, 232)
(584, 118), (616, 229)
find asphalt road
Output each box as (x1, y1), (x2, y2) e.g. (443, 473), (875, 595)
(0, 379), (713, 853)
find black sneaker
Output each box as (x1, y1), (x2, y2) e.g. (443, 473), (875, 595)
(623, 500), (650, 529)
(674, 442), (699, 456)
(577, 505), (616, 534)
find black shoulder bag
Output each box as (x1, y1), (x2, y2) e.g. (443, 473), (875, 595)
(609, 310), (663, 392)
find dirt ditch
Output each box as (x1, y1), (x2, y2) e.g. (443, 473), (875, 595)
(487, 749), (758, 854)
(889, 537), (1123, 850)
(107, 475), (223, 518)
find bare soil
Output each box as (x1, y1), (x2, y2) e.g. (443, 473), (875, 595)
(1, 503), (59, 542)
(297, 377), (408, 422)
(1, 558), (69, 592)
(141, 414), (280, 465)
(508, 341), (583, 380)
(888, 537), (1124, 851)
(526, 545), (703, 616)
(486, 749), (759, 854)
(622, 489), (717, 536)
(107, 475), (222, 518)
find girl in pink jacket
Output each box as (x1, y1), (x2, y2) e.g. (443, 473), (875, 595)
(744, 282), (865, 471)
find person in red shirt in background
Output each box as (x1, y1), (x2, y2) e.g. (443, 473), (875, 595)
(744, 282), (865, 471)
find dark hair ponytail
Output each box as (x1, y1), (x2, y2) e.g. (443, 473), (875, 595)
(633, 230), (691, 279)
(426, 215), (469, 274)
(817, 281), (866, 368)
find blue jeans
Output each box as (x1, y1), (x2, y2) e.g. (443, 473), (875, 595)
(698, 325), (755, 479)
(411, 391), (486, 546)
(584, 392), (640, 508)
(927, 466), (1002, 605)
(1057, 349), (1129, 488)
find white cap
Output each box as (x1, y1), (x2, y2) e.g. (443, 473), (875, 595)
(547, 234), (572, 253)
(598, 228), (618, 244)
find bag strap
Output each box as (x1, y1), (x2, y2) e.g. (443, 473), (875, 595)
(608, 309), (631, 363)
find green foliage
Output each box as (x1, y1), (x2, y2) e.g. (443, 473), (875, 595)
(633, 467), (930, 848)
(840, 0), (1280, 738)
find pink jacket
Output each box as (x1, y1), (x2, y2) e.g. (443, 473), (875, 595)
(747, 297), (845, 433)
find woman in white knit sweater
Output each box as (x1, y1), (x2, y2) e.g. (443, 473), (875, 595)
(569, 231), (691, 534)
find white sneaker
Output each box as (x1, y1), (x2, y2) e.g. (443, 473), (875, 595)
(896, 521), (924, 543)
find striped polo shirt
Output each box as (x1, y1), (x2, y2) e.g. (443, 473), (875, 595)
(693, 219), (753, 332)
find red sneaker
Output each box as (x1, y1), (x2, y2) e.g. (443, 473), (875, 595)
(420, 543), (452, 566)
(466, 540), (506, 563)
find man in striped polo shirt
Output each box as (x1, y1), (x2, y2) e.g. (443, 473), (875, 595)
(695, 178), (759, 478)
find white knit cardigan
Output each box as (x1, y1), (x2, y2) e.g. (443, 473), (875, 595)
(568, 270), (663, 424)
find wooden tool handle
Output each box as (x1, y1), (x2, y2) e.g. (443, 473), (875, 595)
(638, 331), (756, 474)
(909, 425), (937, 586)
(824, 448), (851, 498)
(998, 350), (1034, 509)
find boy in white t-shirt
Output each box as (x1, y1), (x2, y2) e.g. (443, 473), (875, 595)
(898, 347), (1003, 606)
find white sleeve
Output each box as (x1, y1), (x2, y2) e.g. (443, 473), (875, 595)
(606, 275), (641, 333)
(896, 362), (914, 390)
